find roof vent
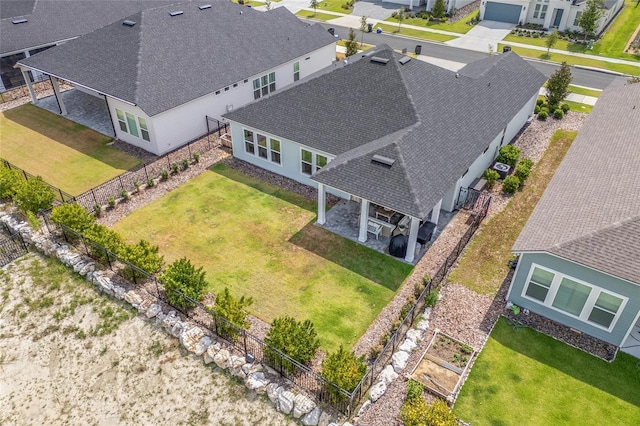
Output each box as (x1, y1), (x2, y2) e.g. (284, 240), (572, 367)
(370, 56), (390, 65)
(398, 56), (411, 65)
(12, 19), (28, 24)
(372, 154), (395, 167)
(169, 11), (184, 16)
(199, 4), (212, 9)
(122, 20), (136, 27)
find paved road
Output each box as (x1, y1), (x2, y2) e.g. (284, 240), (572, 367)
(322, 23), (628, 90)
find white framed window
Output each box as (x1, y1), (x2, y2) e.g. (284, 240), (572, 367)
(522, 264), (628, 330)
(138, 117), (150, 142)
(301, 149), (328, 175)
(244, 129), (255, 154)
(294, 62), (300, 82)
(573, 11), (582, 26)
(533, 4), (541, 19)
(125, 112), (139, 137)
(257, 134), (268, 159)
(270, 139), (281, 164)
(115, 109), (127, 132)
(540, 5), (548, 19)
(253, 72), (277, 100)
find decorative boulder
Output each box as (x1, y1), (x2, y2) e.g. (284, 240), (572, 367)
(266, 383), (282, 405)
(378, 365), (398, 385)
(399, 338), (417, 353)
(406, 329), (422, 343)
(145, 303), (162, 318)
(180, 327), (205, 353)
(278, 391), (295, 414)
(369, 381), (387, 402)
(124, 290), (142, 306)
(203, 342), (221, 364)
(245, 371), (270, 393)
(357, 400), (371, 416)
(214, 349), (230, 369)
(392, 351), (409, 372)
(301, 406), (321, 426)
(293, 393), (315, 419)
(318, 410), (333, 426)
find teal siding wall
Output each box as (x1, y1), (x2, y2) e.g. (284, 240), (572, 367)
(508, 252), (640, 346)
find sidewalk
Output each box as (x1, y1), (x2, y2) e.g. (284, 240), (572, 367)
(278, 3), (640, 70)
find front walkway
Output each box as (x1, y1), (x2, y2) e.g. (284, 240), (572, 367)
(445, 20), (515, 53)
(35, 89), (115, 137)
(320, 199), (456, 264)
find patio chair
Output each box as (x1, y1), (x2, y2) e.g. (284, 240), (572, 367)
(367, 220), (382, 240)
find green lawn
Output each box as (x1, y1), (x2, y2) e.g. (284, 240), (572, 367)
(454, 317), (640, 425)
(315, 0), (352, 14)
(536, 95), (593, 113)
(503, 33), (587, 53)
(448, 130), (577, 295)
(113, 164), (413, 352)
(385, 10), (478, 34)
(590, 0), (640, 61)
(0, 104), (140, 196)
(498, 44), (640, 76)
(568, 84), (601, 98)
(374, 23), (458, 43)
(296, 10), (339, 21)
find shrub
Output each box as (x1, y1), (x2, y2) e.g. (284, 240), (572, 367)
(171, 162), (179, 174)
(119, 239), (164, 281)
(12, 177), (55, 215)
(0, 165), (22, 200)
(482, 169), (500, 187)
(160, 257), (208, 310)
(534, 105), (540, 114)
(425, 289), (439, 307)
(400, 301), (414, 320)
(93, 204), (102, 218)
(322, 345), (367, 401)
(561, 103), (570, 113)
(147, 178), (155, 188)
(406, 379), (425, 401)
(515, 158), (534, 183)
(120, 189), (130, 201)
(181, 159), (189, 170)
(369, 344), (383, 360)
(213, 287), (253, 342)
(538, 110), (549, 120)
(107, 197), (116, 208)
(51, 203), (96, 233)
(193, 152), (200, 164)
(554, 108), (564, 119)
(160, 169), (169, 181)
(502, 175), (521, 194)
(84, 224), (124, 262)
(264, 316), (320, 373)
(401, 398), (456, 426)
(133, 181), (141, 192)
(495, 145), (521, 168)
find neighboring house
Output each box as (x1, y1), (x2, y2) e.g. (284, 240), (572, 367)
(383, 0), (476, 14)
(0, 0), (175, 91)
(224, 45), (545, 262)
(507, 84), (640, 351)
(17, 1), (336, 155)
(480, 0), (624, 33)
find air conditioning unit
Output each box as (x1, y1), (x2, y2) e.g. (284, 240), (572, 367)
(492, 162), (511, 179)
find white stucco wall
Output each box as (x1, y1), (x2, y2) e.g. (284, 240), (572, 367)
(227, 120), (349, 199)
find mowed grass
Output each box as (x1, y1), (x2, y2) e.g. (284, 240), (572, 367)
(498, 44), (640, 76)
(296, 10), (339, 21)
(385, 11), (478, 34)
(0, 104), (139, 195)
(590, 0), (640, 61)
(454, 317), (640, 425)
(448, 130), (577, 295)
(113, 164), (413, 352)
(374, 23), (458, 42)
(568, 84), (601, 98)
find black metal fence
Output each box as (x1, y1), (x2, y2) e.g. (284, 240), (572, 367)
(0, 223), (29, 267)
(35, 191), (491, 417)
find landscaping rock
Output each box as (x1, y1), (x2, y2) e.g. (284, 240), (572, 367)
(318, 410), (333, 426)
(406, 329), (422, 343)
(170, 321), (187, 338)
(278, 390), (295, 414)
(391, 351), (409, 372)
(302, 406), (321, 426)
(293, 393), (315, 418)
(266, 383), (282, 405)
(378, 365), (398, 385)
(399, 338), (417, 353)
(145, 303), (162, 318)
(113, 286), (125, 300)
(245, 372), (270, 393)
(369, 381), (386, 402)
(203, 342), (221, 364)
(416, 319), (429, 331)
(228, 355), (246, 377)
(180, 326), (205, 353)
(213, 349), (230, 369)
(358, 400), (371, 416)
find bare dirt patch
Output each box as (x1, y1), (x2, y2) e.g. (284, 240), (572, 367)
(0, 254), (296, 426)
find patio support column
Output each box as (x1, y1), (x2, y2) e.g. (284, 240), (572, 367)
(316, 183), (326, 225)
(50, 77), (67, 116)
(358, 199), (370, 243)
(404, 216), (420, 263)
(21, 69), (37, 103)
(430, 199), (442, 227)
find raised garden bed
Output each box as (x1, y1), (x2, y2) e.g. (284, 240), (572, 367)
(410, 331), (476, 402)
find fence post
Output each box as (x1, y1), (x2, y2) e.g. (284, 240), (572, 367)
(143, 164), (149, 181)
(118, 176), (124, 191)
(243, 330), (248, 354)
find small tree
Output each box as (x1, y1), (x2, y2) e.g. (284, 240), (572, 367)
(432, 0), (446, 19)
(119, 239), (164, 281)
(545, 29), (559, 56)
(396, 8), (405, 33)
(310, 0), (319, 16)
(546, 62), (572, 109)
(160, 257), (208, 310)
(13, 176), (55, 215)
(0, 165), (22, 200)
(345, 28), (358, 57)
(578, 0), (604, 41)
(322, 345), (367, 401)
(83, 223), (124, 262)
(264, 316), (320, 373)
(359, 15), (368, 48)
(213, 287), (253, 341)
(51, 203), (96, 234)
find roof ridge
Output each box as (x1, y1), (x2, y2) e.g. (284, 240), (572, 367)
(132, 10), (145, 106)
(553, 214), (640, 252)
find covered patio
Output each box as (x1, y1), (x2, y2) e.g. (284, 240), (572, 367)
(319, 198), (457, 265)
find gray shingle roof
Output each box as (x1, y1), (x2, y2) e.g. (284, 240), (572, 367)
(18, 1), (335, 116)
(513, 84), (640, 285)
(225, 46), (546, 218)
(1, 0), (174, 55)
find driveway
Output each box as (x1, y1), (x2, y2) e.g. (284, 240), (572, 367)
(445, 20), (515, 53)
(352, 0), (399, 21)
